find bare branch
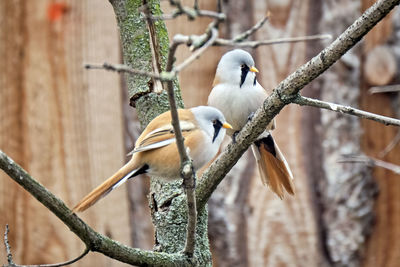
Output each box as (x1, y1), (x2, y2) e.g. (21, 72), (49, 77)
(232, 15), (269, 42)
(3, 227), (90, 267)
(369, 84), (400, 94)
(338, 155), (400, 175)
(4, 225), (14, 266)
(164, 36), (197, 258)
(142, 2), (165, 93)
(214, 34), (332, 48)
(193, 0), (199, 11)
(379, 130), (400, 157)
(0, 150), (190, 267)
(174, 27), (219, 73)
(196, 0), (400, 210)
(84, 34), (328, 82)
(216, 0), (222, 13)
(143, 1), (225, 21)
(160, 18), (219, 257)
(146, 9), (225, 21)
(293, 95), (400, 127)
(84, 62), (171, 81)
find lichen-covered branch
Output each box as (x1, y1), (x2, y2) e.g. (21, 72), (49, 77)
(0, 150), (190, 267)
(164, 40), (196, 257)
(196, 0), (400, 209)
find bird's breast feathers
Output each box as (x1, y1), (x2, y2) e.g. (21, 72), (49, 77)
(208, 83), (267, 132)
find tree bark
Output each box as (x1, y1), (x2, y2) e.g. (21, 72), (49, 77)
(110, 0), (212, 264)
(312, 2), (377, 266)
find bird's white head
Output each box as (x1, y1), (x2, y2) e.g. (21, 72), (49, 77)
(215, 49), (259, 88)
(190, 106), (232, 145)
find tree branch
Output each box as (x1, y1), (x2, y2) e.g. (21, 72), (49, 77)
(4, 225), (13, 266)
(164, 42), (197, 257)
(232, 15), (269, 42)
(173, 27), (218, 73)
(0, 150), (190, 267)
(3, 226), (90, 267)
(143, 6), (225, 21)
(379, 129), (400, 157)
(213, 34), (332, 48)
(84, 33), (330, 81)
(84, 62), (170, 81)
(293, 95), (400, 127)
(196, 0), (400, 209)
(338, 155), (400, 175)
(368, 84), (400, 94)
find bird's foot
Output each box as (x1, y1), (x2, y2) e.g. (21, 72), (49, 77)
(247, 112), (255, 122)
(232, 131), (240, 143)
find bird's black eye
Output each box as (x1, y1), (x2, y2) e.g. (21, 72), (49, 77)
(240, 64), (246, 69)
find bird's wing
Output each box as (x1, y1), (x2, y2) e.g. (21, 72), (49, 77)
(128, 121), (196, 155)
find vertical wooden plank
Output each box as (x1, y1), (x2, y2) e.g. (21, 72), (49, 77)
(360, 2), (400, 267)
(0, 1), (130, 266)
(0, 0), (27, 264)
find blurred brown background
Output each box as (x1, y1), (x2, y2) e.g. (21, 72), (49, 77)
(1, 0), (399, 266)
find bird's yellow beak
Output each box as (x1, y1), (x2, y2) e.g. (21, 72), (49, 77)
(222, 122), (233, 129)
(250, 66), (259, 73)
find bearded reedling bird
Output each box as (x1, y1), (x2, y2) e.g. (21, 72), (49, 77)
(208, 49), (294, 198)
(73, 106), (232, 212)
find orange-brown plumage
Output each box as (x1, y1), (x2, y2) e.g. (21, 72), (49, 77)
(72, 159), (140, 212)
(72, 107), (231, 212)
(257, 143), (295, 198)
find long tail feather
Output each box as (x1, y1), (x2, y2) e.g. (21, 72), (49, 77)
(73, 160), (143, 212)
(252, 135), (295, 198)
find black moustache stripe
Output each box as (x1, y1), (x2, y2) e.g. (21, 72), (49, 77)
(240, 65), (250, 88)
(212, 120), (223, 143)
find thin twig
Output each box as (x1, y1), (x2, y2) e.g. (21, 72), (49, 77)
(368, 84), (400, 94)
(144, 0), (225, 21)
(174, 27), (219, 73)
(216, 0), (222, 13)
(143, 2), (164, 93)
(3, 225), (90, 267)
(36, 248), (90, 267)
(193, 0), (199, 11)
(84, 33), (329, 81)
(164, 34), (197, 258)
(4, 224), (14, 265)
(293, 95), (400, 127)
(379, 129), (400, 157)
(145, 9), (225, 21)
(338, 155), (400, 175)
(214, 34), (332, 48)
(84, 62), (171, 81)
(233, 15), (269, 42)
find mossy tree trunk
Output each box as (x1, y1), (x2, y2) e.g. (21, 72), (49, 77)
(109, 0), (212, 265)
